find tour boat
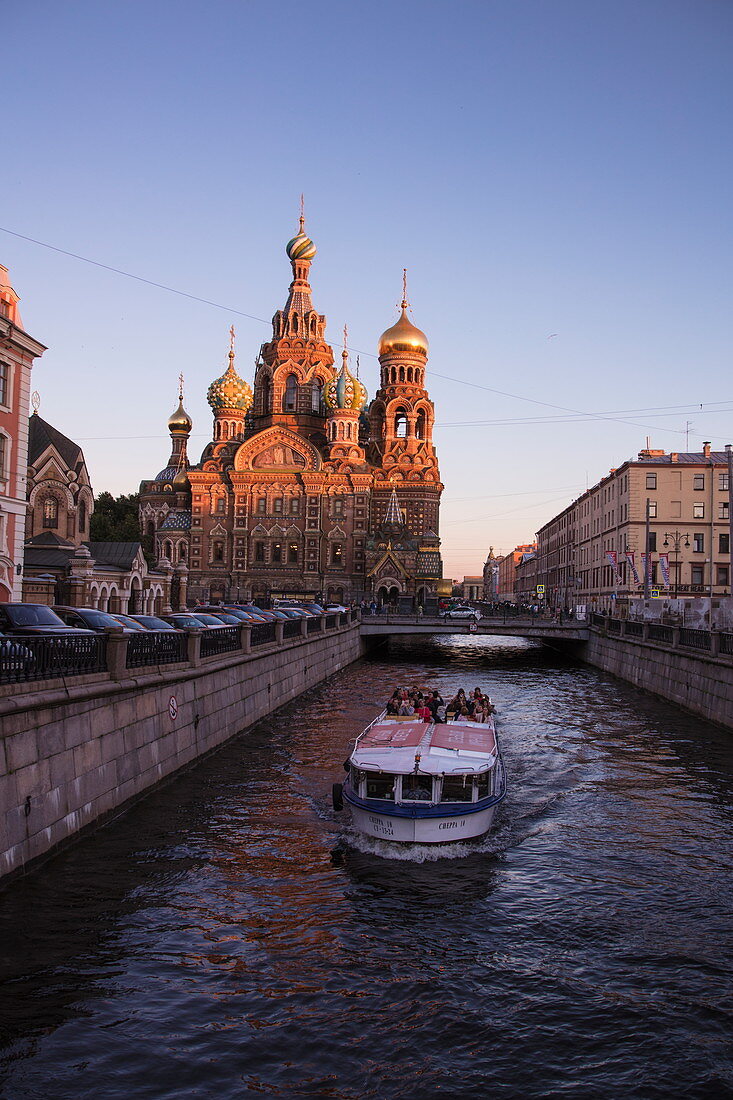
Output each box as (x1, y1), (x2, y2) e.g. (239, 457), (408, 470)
(332, 706), (506, 845)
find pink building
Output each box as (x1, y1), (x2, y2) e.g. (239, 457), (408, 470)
(0, 265), (46, 601)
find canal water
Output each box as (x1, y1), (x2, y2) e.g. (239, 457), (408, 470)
(1, 637), (732, 1099)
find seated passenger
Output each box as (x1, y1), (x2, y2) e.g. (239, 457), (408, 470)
(416, 703), (432, 722)
(435, 705), (447, 723)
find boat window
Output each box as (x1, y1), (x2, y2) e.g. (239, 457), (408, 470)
(365, 774), (395, 801)
(401, 775), (433, 801)
(350, 766), (366, 792)
(475, 773), (490, 799)
(441, 775), (474, 803)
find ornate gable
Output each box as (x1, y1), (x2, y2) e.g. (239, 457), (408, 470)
(234, 427), (321, 473)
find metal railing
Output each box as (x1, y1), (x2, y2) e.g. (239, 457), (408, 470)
(283, 619), (302, 639)
(721, 633), (733, 656)
(307, 616), (321, 634)
(678, 628), (711, 652)
(648, 624), (674, 644)
(126, 631), (187, 668)
(200, 626), (241, 658)
(325, 614), (338, 629)
(251, 622), (276, 647)
(0, 634), (107, 685)
(624, 621), (644, 637)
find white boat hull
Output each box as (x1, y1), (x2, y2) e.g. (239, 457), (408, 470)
(349, 802), (499, 844)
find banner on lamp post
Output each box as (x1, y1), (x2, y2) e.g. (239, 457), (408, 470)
(625, 550), (641, 586)
(605, 550), (621, 586)
(659, 553), (670, 588)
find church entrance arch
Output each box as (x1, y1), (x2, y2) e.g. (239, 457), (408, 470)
(327, 586), (344, 605)
(210, 584), (226, 603)
(377, 584), (401, 608)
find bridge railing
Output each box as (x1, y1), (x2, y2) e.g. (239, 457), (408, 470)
(590, 616), (731, 662)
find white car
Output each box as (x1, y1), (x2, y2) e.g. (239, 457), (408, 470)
(442, 607), (481, 622)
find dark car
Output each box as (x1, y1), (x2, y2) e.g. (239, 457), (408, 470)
(53, 606), (140, 633)
(0, 630), (35, 675)
(129, 615), (181, 632)
(163, 613), (227, 631)
(0, 603), (94, 635)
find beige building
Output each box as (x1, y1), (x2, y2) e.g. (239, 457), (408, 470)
(496, 543), (536, 602)
(536, 443), (732, 610)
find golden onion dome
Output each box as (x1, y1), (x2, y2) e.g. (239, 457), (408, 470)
(378, 306), (429, 358)
(172, 467), (189, 488)
(324, 350), (368, 412)
(168, 398), (192, 433)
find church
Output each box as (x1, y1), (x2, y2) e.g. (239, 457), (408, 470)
(139, 219), (444, 610)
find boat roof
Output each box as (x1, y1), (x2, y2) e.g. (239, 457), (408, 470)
(351, 716), (497, 776)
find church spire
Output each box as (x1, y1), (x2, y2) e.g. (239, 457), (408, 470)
(385, 487), (403, 525)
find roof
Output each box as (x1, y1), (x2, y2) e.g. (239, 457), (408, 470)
(25, 531), (75, 548)
(28, 413), (84, 471)
(635, 450), (729, 465)
(24, 548), (75, 569)
(86, 542), (142, 569)
(159, 510), (192, 531)
(352, 717), (497, 776)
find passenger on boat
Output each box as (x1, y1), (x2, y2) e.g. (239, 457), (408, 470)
(416, 703), (432, 722)
(435, 704), (447, 723)
(399, 701), (415, 716)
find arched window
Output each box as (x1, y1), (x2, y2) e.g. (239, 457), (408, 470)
(262, 375), (272, 413)
(43, 496), (58, 528)
(78, 499), (87, 532)
(394, 409), (408, 438)
(285, 375), (298, 412)
(164, 540), (173, 560)
(407, 367), (413, 383)
(272, 541), (282, 563)
(311, 380), (323, 413)
(416, 410), (426, 440)
(213, 542), (224, 562)
(179, 544), (187, 561)
(331, 542), (343, 566)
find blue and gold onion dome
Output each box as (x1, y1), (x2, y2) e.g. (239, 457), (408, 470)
(378, 306), (428, 357)
(324, 352), (368, 412)
(207, 358), (253, 413)
(286, 227), (317, 261)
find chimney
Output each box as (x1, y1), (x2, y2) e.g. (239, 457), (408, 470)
(703, 441), (711, 458)
(670, 452), (678, 463)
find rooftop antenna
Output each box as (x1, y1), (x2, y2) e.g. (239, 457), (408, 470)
(685, 420), (692, 450)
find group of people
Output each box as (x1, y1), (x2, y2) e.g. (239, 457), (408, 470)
(385, 686), (495, 724)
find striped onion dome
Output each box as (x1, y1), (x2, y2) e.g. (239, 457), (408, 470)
(324, 350), (368, 412)
(286, 230), (317, 261)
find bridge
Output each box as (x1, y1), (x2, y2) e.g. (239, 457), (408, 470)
(359, 614), (589, 642)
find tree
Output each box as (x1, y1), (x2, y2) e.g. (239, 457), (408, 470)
(90, 492), (142, 543)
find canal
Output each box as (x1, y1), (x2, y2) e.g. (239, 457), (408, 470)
(1, 636), (731, 1099)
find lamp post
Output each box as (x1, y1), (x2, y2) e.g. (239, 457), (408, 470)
(663, 530), (690, 598)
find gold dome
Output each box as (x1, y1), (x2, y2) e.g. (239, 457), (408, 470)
(378, 307), (429, 358)
(168, 399), (192, 433)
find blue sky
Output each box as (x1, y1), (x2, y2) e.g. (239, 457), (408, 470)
(4, 0), (731, 579)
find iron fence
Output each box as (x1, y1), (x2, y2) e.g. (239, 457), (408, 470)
(126, 631), (187, 668)
(648, 624), (674, 644)
(0, 633), (107, 685)
(307, 617), (321, 634)
(721, 633), (733, 656)
(325, 614), (338, 629)
(624, 621), (644, 637)
(607, 618), (622, 633)
(283, 619), (302, 639)
(679, 628), (711, 651)
(251, 622), (277, 647)
(200, 626), (241, 658)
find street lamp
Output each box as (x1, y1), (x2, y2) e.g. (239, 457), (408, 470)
(663, 531), (690, 598)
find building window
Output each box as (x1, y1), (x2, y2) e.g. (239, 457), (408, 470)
(717, 565), (729, 586)
(693, 533), (704, 553)
(719, 502), (729, 520)
(0, 361), (7, 407)
(648, 501), (657, 518)
(79, 499), (86, 532)
(0, 435), (6, 480)
(43, 497), (59, 528)
(274, 498), (283, 514)
(720, 534), (730, 554)
(693, 503), (704, 519)
(331, 542), (343, 566)
(290, 498), (300, 514)
(693, 474), (705, 491)
(333, 497), (344, 516)
(213, 542), (224, 562)
(255, 541), (265, 562)
(216, 497), (225, 513)
(646, 473), (657, 489)
(285, 375), (298, 412)
(272, 542), (282, 563)
(719, 473), (730, 491)
(257, 498), (266, 514)
(691, 565), (704, 585)
(311, 381), (323, 413)
(288, 542), (298, 564)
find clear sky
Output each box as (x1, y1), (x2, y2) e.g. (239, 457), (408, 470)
(4, 0), (731, 581)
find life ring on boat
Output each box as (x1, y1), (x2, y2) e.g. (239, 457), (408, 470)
(332, 782), (344, 812)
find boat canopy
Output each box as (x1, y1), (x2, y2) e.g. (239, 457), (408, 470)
(351, 717), (497, 776)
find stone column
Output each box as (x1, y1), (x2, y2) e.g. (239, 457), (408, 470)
(158, 557), (174, 615)
(175, 562), (189, 611)
(68, 546), (95, 607)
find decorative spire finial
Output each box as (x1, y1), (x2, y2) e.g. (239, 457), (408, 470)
(229, 325), (236, 366)
(299, 193), (305, 234)
(401, 268), (409, 310)
(356, 355), (360, 379)
(178, 373), (184, 402)
(31, 390), (41, 415)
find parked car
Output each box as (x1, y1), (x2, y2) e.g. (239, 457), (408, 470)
(0, 603), (94, 635)
(0, 630), (35, 674)
(108, 613), (151, 631)
(163, 613), (227, 630)
(325, 604), (349, 613)
(53, 606), (140, 633)
(441, 607), (481, 622)
(129, 615), (181, 631)
(202, 610), (244, 625)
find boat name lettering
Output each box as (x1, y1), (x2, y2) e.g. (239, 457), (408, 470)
(439, 819), (466, 830)
(368, 815), (394, 836)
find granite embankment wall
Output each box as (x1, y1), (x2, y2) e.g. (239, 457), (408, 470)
(565, 627), (732, 730)
(0, 620), (364, 883)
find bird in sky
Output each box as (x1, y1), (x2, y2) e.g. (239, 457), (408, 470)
(547, 333), (559, 340)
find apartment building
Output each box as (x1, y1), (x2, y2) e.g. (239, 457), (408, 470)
(536, 444), (733, 610)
